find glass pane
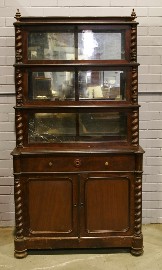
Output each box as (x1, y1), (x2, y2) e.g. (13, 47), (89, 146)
(28, 71), (75, 100)
(28, 112), (127, 143)
(78, 31), (125, 60)
(29, 113), (76, 143)
(79, 71), (126, 100)
(79, 112), (126, 138)
(28, 32), (75, 60)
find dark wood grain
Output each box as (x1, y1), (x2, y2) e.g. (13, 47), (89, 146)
(13, 12), (144, 258)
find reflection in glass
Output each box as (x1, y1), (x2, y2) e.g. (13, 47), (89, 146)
(28, 72), (75, 100)
(28, 30), (125, 60)
(78, 31), (125, 60)
(28, 112), (126, 143)
(29, 113), (76, 143)
(28, 32), (75, 60)
(79, 71), (126, 100)
(79, 112), (126, 137)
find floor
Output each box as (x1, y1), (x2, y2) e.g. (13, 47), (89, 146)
(0, 224), (162, 270)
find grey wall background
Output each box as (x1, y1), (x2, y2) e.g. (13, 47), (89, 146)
(0, 0), (162, 226)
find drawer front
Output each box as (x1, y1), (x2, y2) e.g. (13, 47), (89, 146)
(20, 155), (135, 172)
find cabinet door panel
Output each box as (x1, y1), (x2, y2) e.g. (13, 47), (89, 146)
(28, 111), (128, 144)
(80, 173), (133, 236)
(25, 175), (78, 236)
(27, 27), (127, 61)
(27, 68), (128, 102)
(28, 31), (75, 60)
(78, 31), (125, 60)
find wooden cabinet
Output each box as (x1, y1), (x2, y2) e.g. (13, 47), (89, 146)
(12, 9), (144, 258)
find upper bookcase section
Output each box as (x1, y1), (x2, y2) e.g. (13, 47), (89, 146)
(14, 9), (138, 65)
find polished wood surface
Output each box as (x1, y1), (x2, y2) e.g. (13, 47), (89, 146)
(13, 10), (144, 258)
(84, 176), (130, 232)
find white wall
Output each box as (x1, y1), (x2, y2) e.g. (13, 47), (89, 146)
(0, 0), (162, 226)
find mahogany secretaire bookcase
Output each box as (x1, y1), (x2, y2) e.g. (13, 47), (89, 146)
(12, 9), (144, 258)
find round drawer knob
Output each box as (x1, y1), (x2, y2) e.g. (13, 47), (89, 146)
(74, 158), (81, 168)
(49, 162), (53, 167)
(105, 161), (109, 166)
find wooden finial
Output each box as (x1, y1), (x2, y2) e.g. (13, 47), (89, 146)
(131, 9), (137, 20)
(15, 9), (21, 21)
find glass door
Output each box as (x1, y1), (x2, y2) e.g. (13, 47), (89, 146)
(78, 30), (125, 60)
(27, 68), (130, 102)
(27, 25), (128, 61)
(28, 30), (75, 60)
(28, 111), (127, 144)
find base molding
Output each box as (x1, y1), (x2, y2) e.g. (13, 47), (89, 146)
(14, 235), (144, 258)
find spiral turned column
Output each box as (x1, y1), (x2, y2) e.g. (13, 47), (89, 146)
(15, 110), (23, 147)
(131, 110), (139, 147)
(14, 178), (27, 258)
(14, 178), (23, 239)
(15, 10), (22, 63)
(131, 174), (143, 256)
(131, 67), (138, 104)
(130, 9), (137, 63)
(15, 27), (23, 64)
(15, 69), (23, 107)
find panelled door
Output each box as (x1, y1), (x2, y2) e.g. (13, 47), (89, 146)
(22, 172), (134, 238)
(23, 174), (79, 237)
(79, 173), (134, 237)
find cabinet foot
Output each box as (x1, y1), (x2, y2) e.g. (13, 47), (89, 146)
(14, 237), (27, 258)
(14, 249), (28, 259)
(130, 247), (144, 256)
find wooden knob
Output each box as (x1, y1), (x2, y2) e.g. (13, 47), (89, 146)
(74, 158), (81, 167)
(105, 161), (109, 166)
(49, 162), (53, 167)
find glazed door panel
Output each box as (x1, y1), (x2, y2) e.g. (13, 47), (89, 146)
(80, 173), (133, 237)
(25, 174), (78, 237)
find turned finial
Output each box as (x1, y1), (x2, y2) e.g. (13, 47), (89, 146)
(15, 9), (21, 21)
(131, 9), (137, 20)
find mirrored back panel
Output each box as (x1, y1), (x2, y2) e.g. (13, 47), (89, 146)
(28, 32), (75, 60)
(78, 31), (125, 60)
(28, 71), (75, 100)
(79, 70), (126, 100)
(28, 112), (127, 143)
(28, 69), (128, 101)
(27, 27), (126, 61)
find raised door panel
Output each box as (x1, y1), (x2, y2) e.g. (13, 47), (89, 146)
(80, 173), (133, 237)
(24, 174), (78, 237)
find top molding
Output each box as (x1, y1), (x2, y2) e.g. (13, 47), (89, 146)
(14, 8), (138, 25)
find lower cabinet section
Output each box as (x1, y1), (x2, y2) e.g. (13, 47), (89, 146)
(13, 155), (144, 258)
(23, 173), (132, 237)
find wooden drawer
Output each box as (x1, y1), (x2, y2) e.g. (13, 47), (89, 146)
(20, 154), (135, 172)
